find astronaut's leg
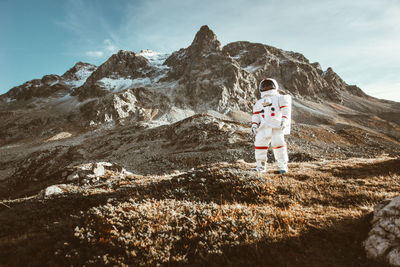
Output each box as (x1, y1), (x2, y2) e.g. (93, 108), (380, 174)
(271, 128), (289, 173)
(253, 128), (271, 172)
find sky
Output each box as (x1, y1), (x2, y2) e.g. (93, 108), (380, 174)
(1, 0), (399, 102)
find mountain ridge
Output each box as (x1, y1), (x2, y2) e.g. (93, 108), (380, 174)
(0, 25), (379, 105)
(0, 25), (398, 153)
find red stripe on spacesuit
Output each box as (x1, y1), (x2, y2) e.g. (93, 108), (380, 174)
(255, 146), (269, 149)
(272, 146), (285, 149)
(282, 116), (287, 119)
(253, 111), (262, 114)
(252, 122), (259, 125)
(280, 106), (288, 109)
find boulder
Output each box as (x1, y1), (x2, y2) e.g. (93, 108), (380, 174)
(364, 196), (400, 266)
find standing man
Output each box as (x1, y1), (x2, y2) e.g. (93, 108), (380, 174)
(251, 78), (292, 173)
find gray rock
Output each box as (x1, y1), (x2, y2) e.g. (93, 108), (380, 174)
(364, 196), (400, 266)
(44, 184), (65, 197)
(92, 164), (105, 177)
(66, 173), (79, 182)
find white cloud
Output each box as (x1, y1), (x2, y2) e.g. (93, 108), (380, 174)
(84, 39), (120, 59)
(104, 39), (118, 53)
(361, 81), (400, 102)
(86, 51), (104, 58)
(56, 0), (122, 60)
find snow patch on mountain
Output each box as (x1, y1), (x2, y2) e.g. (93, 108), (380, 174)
(138, 49), (170, 68)
(55, 93), (73, 103)
(244, 64), (260, 73)
(230, 49), (248, 60)
(5, 98), (15, 103)
(138, 50), (171, 82)
(66, 65), (97, 88)
(48, 80), (60, 87)
(98, 77), (152, 91)
(157, 107), (196, 123)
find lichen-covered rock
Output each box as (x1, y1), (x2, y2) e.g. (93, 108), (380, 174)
(364, 195), (400, 266)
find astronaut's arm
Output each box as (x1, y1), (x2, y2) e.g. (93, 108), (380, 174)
(252, 102), (262, 125)
(279, 95), (292, 120)
(252, 114), (260, 126)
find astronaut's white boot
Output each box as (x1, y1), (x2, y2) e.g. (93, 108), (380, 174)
(273, 146), (289, 174)
(253, 160), (266, 172)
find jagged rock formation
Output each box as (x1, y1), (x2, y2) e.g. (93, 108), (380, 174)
(3, 74), (68, 101)
(364, 196), (400, 266)
(61, 62), (97, 88)
(1, 62), (96, 103)
(78, 87), (170, 125)
(222, 42), (367, 103)
(164, 25), (257, 112)
(71, 51), (153, 100)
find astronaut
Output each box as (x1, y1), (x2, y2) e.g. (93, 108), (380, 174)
(251, 78), (292, 173)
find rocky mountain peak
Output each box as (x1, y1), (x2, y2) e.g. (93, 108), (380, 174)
(323, 67), (345, 85)
(62, 62), (97, 82)
(3, 74), (70, 102)
(71, 50), (154, 100)
(189, 25), (222, 54)
(102, 50), (149, 69)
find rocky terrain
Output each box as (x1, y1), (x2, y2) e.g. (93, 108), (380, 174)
(0, 25), (400, 266)
(365, 195), (400, 266)
(1, 157), (399, 266)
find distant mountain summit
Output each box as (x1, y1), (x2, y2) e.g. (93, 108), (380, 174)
(189, 25), (222, 54)
(71, 50), (152, 99)
(62, 62), (97, 88)
(2, 62), (96, 102)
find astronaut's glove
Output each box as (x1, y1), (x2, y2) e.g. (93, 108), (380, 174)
(280, 118), (288, 130)
(251, 124), (258, 135)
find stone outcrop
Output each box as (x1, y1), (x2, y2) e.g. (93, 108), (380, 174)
(4, 75), (69, 101)
(364, 196), (400, 266)
(164, 26), (258, 112)
(222, 41), (359, 103)
(61, 62), (97, 84)
(78, 87), (170, 124)
(2, 62), (97, 102)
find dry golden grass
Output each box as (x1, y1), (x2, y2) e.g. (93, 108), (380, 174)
(1, 157), (399, 266)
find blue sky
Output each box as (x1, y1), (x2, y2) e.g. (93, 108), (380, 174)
(1, 0), (399, 101)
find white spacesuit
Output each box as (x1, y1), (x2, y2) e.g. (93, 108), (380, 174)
(251, 78), (292, 173)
